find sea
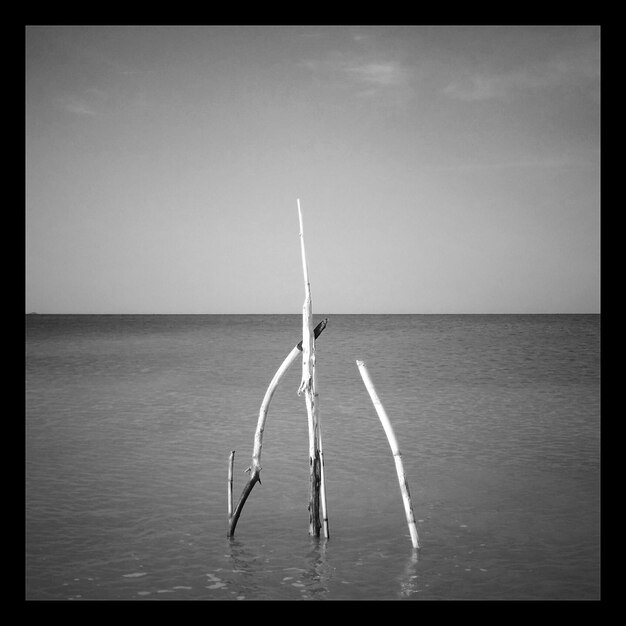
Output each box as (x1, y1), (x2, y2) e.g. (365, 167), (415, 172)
(25, 314), (600, 601)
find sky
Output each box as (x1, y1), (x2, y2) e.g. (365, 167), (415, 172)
(25, 25), (600, 314)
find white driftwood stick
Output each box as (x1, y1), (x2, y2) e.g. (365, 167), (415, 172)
(228, 450), (235, 520)
(313, 358), (330, 538)
(318, 405), (330, 538)
(297, 199), (314, 398)
(313, 342), (329, 538)
(251, 319), (328, 488)
(227, 346), (298, 537)
(356, 360), (419, 549)
(297, 199), (329, 538)
(252, 344), (300, 473)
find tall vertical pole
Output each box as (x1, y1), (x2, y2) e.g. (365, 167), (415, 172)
(297, 199), (329, 538)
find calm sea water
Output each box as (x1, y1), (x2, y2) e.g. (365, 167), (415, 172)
(25, 314), (600, 601)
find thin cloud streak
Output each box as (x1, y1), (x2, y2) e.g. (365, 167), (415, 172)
(421, 155), (595, 173)
(444, 40), (599, 101)
(53, 86), (113, 117)
(53, 83), (154, 117)
(301, 56), (407, 83)
(58, 97), (98, 116)
(344, 61), (407, 87)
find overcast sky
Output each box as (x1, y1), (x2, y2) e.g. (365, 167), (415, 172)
(25, 25), (600, 314)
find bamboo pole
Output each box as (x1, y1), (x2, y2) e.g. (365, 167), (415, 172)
(228, 450), (235, 521)
(227, 318), (328, 537)
(297, 199), (329, 538)
(311, 356), (330, 538)
(356, 360), (419, 549)
(318, 409), (330, 539)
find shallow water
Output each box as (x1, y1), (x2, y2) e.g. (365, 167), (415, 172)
(25, 314), (600, 600)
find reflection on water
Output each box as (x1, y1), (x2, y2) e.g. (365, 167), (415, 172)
(398, 550), (420, 598)
(298, 540), (333, 599)
(226, 538), (262, 600)
(226, 536), (333, 600)
(227, 539), (257, 578)
(223, 529), (431, 600)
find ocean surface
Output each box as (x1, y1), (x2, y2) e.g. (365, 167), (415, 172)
(25, 314), (600, 601)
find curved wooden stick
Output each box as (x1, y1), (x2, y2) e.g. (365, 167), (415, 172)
(356, 360), (419, 549)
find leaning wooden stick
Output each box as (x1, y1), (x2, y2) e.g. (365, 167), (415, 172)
(227, 318), (327, 537)
(356, 360), (419, 549)
(297, 199), (329, 538)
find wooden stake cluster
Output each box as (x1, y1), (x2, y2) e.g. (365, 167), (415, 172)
(226, 199), (419, 550)
(226, 318), (327, 537)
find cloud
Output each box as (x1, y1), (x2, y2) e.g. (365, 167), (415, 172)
(344, 61), (407, 87)
(295, 27), (417, 107)
(300, 53), (411, 104)
(444, 74), (500, 101)
(59, 97), (98, 116)
(444, 40), (599, 102)
(55, 87), (111, 117)
(423, 155), (582, 173)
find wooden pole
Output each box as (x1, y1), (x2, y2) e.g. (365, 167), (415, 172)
(227, 318), (328, 537)
(310, 355), (330, 538)
(356, 360), (419, 549)
(297, 199), (329, 538)
(318, 405), (330, 539)
(228, 450), (235, 522)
